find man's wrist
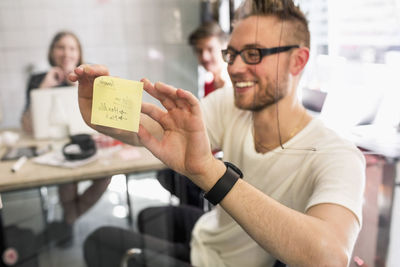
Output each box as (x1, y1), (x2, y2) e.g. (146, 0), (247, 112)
(200, 158), (227, 192)
(204, 161), (243, 205)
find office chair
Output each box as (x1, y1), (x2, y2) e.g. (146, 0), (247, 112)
(156, 169), (206, 210)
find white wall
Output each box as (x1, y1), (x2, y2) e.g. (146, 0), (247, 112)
(0, 0), (200, 129)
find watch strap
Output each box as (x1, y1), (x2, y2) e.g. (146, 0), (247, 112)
(204, 162), (243, 205)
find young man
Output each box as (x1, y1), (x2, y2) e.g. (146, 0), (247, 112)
(189, 21), (230, 97)
(153, 22), (229, 209)
(70, 0), (365, 266)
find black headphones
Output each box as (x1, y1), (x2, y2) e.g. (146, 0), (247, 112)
(62, 134), (97, 161)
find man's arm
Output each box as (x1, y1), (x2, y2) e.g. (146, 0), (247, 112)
(219, 178), (360, 267)
(68, 64), (163, 146)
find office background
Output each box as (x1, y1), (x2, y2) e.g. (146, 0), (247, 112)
(1, 0), (400, 130)
(0, 0), (399, 266)
(0, 0), (200, 129)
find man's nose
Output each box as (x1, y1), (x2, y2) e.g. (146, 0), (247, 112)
(228, 54), (247, 74)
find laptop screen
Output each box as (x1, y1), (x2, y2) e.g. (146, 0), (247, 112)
(30, 86), (96, 139)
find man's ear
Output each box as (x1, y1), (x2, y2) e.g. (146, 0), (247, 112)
(290, 47), (309, 76)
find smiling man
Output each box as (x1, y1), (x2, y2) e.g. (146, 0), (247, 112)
(71, 1), (365, 266)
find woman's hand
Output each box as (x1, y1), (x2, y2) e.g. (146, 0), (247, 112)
(39, 67), (67, 88)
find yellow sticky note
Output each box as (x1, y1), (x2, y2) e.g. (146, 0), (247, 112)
(91, 76), (143, 132)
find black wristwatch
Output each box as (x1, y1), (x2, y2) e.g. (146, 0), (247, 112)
(204, 162), (243, 205)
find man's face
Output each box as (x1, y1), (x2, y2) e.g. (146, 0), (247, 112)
(194, 36), (225, 75)
(227, 16), (293, 111)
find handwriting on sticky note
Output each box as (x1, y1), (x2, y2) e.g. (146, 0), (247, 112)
(91, 76), (143, 132)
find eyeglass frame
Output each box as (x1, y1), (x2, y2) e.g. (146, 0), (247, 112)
(221, 45), (300, 65)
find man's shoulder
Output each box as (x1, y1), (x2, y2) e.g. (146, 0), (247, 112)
(302, 119), (361, 152)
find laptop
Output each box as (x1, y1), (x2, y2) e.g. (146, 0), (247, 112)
(302, 87), (327, 113)
(30, 86), (96, 139)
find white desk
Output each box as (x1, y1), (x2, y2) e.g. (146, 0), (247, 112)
(0, 130), (167, 266)
(0, 131), (165, 192)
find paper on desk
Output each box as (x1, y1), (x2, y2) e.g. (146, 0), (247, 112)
(33, 151), (98, 168)
(118, 146), (142, 160)
(91, 76), (143, 132)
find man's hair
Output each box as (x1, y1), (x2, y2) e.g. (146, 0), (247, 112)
(235, 0), (310, 48)
(48, 31), (83, 67)
(188, 21), (229, 46)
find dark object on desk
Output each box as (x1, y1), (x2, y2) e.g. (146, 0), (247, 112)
(62, 134), (96, 161)
(1, 146), (37, 161)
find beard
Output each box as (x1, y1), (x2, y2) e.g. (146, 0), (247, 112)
(234, 78), (288, 111)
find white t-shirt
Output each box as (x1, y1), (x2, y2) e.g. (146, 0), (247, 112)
(190, 87), (366, 267)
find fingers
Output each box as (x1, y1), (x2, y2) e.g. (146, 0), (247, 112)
(73, 64), (110, 81)
(142, 79), (164, 100)
(49, 66), (64, 76)
(143, 80), (200, 112)
(143, 80), (177, 111)
(176, 89), (202, 115)
(142, 78), (201, 116)
(73, 64), (110, 95)
(53, 68), (65, 84)
(137, 124), (162, 159)
(144, 80), (176, 101)
(176, 89), (198, 107)
(82, 64), (110, 76)
(68, 72), (78, 82)
(141, 102), (167, 126)
(154, 82), (178, 99)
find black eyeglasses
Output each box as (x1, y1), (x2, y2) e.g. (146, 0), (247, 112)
(221, 45), (299, 65)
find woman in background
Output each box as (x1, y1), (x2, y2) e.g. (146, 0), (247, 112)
(20, 31), (110, 246)
(21, 31), (83, 134)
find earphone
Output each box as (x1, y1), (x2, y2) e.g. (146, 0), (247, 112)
(62, 134), (96, 161)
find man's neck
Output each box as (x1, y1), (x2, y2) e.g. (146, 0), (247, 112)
(251, 102), (311, 153)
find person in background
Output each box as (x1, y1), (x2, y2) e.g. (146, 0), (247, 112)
(189, 21), (230, 97)
(21, 31), (82, 134)
(71, 0), (365, 266)
(154, 21), (230, 210)
(20, 31), (111, 246)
